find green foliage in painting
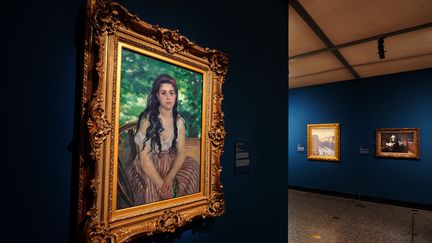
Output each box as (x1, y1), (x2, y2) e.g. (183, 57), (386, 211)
(120, 48), (203, 138)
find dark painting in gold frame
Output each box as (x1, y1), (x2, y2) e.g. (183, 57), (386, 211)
(375, 128), (420, 159)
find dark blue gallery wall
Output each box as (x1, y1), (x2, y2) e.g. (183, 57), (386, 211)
(288, 68), (432, 205)
(1, 1), (80, 242)
(2, 0), (288, 242)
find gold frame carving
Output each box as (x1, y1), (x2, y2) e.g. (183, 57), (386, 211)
(375, 128), (420, 159)
(76, 0), (228, 241)
(307, 123), (341, 161)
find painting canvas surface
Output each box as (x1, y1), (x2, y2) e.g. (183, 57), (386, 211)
(310, 128), (336, 156)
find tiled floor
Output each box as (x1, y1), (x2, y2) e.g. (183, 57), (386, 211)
(288, 189), (432, 243)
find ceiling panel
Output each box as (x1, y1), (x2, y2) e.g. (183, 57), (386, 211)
(339, 28), (432, 65)
(289, 52), (346, 78)
(299, 0), (432, 45)
(288, 5), (326, 56)
(289, 69), (354, 89)
(289, 0), (432, 89)
(353, 54), (432, 78)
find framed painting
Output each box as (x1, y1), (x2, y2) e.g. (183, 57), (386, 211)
(76, 0), (228, 241)
(307, 123), (340, 161)
(375, 128), (420, 159)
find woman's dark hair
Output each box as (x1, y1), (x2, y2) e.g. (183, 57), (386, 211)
(136, 74), (180, 157)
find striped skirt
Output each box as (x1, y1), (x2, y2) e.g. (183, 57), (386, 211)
(127, 152), (200, 206)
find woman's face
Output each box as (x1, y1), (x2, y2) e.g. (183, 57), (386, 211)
(157, 83), (176, 110)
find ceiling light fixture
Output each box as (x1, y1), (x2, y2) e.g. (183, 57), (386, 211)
(377, 37), (386, 59)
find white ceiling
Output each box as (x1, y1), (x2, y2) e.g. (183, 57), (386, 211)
(288, 0), (432, 89)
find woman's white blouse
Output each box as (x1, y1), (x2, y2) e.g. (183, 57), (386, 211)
(134, 117), (184, 153)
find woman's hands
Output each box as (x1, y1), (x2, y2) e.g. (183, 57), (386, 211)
(159, 175), (175, 199)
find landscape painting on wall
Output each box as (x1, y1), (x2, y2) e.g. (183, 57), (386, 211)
(307, 123), (340, 161)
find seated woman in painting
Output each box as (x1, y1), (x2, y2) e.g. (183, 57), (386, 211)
(382, 134), (406, 153)
(118, 74), (200, 208)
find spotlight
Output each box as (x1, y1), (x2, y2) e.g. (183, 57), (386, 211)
(377, 37), (386, 59)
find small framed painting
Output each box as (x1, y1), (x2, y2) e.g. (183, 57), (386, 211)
(307, 123), (340, 161)
(375, 128), (420, 159)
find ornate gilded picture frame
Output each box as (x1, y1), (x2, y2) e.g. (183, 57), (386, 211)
(375, 128), (420, 159)
(307, 123), (340, 161)
(76, 0), (228, 241)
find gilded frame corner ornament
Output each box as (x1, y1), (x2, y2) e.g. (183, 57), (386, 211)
(307, 123), (341, 161)
(76, 0), (228, 241)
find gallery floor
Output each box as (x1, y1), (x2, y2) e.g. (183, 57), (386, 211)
(288, 189), (432, 243)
